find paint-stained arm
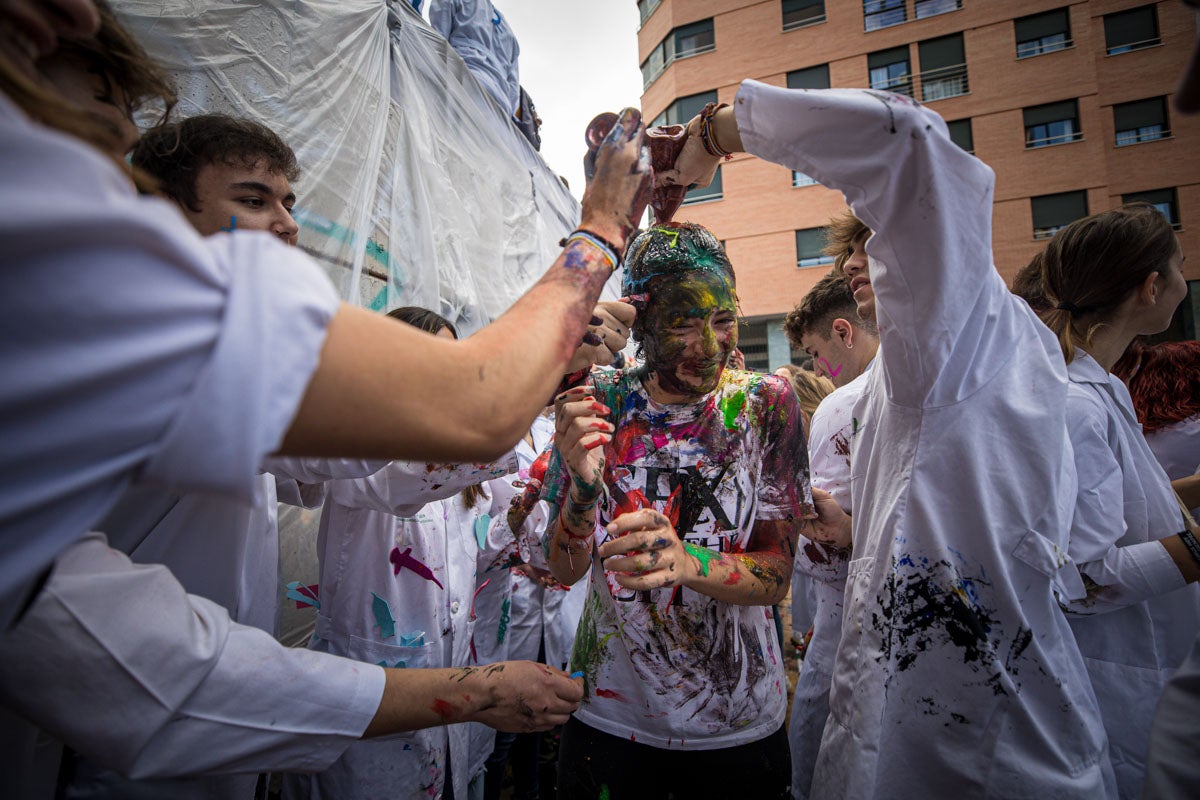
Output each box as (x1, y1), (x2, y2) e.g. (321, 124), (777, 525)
(545, 386), (611, 587)
(598, 511), (798, 605)
(278, 109), (649, 463)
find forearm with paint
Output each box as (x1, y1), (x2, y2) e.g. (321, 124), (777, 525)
(546, 496), (597, 587)
(679, 519), (797, 606)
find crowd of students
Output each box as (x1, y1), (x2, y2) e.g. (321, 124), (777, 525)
(1, 1), (1199, 799)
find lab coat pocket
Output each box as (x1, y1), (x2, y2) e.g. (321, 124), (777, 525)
(1011, 529), (1085, 602)
(349, 635), (436, 670)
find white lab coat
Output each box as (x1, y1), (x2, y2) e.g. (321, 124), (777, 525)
(429, 0), (520, 116)
(1061, 353), (1199, 798)
(282, 457), (521, 800)
(56, 458), (383, 800)
(1145, 415), (1200, 518)
(0, 91), (339, 632)
(788, 362), (872, 800)
(734, 82), (1113, 797)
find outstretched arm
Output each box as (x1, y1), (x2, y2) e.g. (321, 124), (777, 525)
(281, 109), (650, 462)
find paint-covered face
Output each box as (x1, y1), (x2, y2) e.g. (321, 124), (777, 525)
(799, 329), (851, 388)
(643, 269), (738, 399)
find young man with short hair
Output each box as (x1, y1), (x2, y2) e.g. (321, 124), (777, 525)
(133, 113), (299, 244)
(783, 214), (880, 800)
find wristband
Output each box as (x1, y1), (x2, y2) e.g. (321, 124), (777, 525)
(1179, 528), (1200, 568)
(560, 229), (622, 272)
(698, 102), (733, 160)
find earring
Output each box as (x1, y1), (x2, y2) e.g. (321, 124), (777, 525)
(847, 341), (854, 350)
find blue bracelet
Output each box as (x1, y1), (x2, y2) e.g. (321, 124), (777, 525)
(562, 229), (620, 271)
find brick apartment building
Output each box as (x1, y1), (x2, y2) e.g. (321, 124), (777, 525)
(636, 0), (1200, 371)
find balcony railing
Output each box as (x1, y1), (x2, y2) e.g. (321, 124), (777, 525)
(1107, 36), (1162, 55)
(918, 63), (969, 102)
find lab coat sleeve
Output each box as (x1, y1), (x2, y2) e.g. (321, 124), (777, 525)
(1061, 395), (1186, 615)
(794, 535), (849, 590)
(735, 82), (1005, 407)
(0, 534), (384, 779)
(266, 457), (391, 509)
(330, 454), (519, 517)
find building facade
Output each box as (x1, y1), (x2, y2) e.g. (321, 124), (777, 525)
(636, 0), (1200, 371)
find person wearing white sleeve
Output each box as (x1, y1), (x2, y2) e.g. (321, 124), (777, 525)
(781, 243), (879, 800)
(660, 89), (1111, 797)
(1022, 205), (1197, 799)
(0, 0), (650, 784)
(429, 0), (520, 118)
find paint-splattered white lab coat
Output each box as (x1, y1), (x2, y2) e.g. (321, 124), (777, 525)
(1061, 353), (1199, 798)
(788, 361), (872, 800)
(734, 81), (1115, 798)
(281, 457), (524, 800)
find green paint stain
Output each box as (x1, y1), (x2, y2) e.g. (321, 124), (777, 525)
(685, 543), (720, 577)
(650, 226), (680, 248)
(599, 785), (611, 800)
(496, 597), (510, 644)
(720, 390), (746, 431)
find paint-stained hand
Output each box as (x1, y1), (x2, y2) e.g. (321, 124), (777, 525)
(506, 478), (542, 534)
(553, 386), (612, 501)
(470, 661), (583, 733)
(566, 300), (637, 372)
(654, 113), (721, 191)
(729, 348), (746, 371)
(580, 107), (650, 247)
(599, 509), (694, 591)
(803, 487), (852, 549)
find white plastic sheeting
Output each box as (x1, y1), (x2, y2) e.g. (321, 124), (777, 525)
(116, 0), (590, 334)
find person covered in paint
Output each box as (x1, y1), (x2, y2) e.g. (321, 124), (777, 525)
(1021, 204), (1199, 798)
(133, 113), (300, 244)
(659, 90), (1113, 797)
(0, 0), (650, 784)
(544, 222), (814, 800)
(780, 217), (880, 800)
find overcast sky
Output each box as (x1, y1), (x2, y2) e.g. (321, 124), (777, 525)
(495, 0), (645, 201)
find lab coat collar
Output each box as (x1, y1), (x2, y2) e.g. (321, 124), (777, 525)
(1068, 351), (1140, 427)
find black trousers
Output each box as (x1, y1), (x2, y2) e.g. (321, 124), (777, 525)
(556, 716), (790, 800)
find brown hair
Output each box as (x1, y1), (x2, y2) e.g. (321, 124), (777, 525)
(1037, 203), (1180, 363)
(824, 212), (871, 275)
(784, 271), (868, 348)
(133, 114), (299, 212)
(1011, 253), (1051, 313)
(776, 365), (835, 417)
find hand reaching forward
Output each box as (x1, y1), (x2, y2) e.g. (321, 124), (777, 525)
(580, 107), (651, 246)
(566, 299), (636, 372)
(599, 508), (693, 591)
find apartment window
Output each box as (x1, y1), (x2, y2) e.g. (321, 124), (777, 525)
(1104, 6), (1160, 55)
(868, 46), (912, 96)
(640, 18), (716, 88)
(1015, 8), (1072, 58)
(864, 0), (905, 32)
(796, 227), (834, 267)
(918, 34), (968, 101)
(1114, 97), (1170, 146)
(637, 0), (661, 27)
(1024, 100), (1081, 148)
(915, 0), (962, 20)
(656, 90), (717, 128)
(783, 0), (825, 30)
(793, 171), (820, 187)
(787, 64), (830, 90)
(683, 165), (723, 205)
(1122, 188), (1180, 227)
(1031, 191), (1088, 239)
(947, 119), (973, 153)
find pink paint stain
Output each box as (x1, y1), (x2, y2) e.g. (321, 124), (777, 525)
(390, 547), (444, 589)
(816, 356), (842, 377)
(595, 688), (630, 703)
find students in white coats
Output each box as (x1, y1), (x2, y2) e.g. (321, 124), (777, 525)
(781, 247), (879, 800)
(0, 0), (649, 783)
(1024, 204), (1198, 798)
(660, 90), (1113, 797)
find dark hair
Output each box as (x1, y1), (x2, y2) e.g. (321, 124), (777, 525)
(1037, 203), (1180, 363)
(824, 212), (871, 275)
(132, 114), (299, 212)
(386, 306), (458, 338)
(622, 222), (736, 357)
(1011, 254), (1051, 313)
(784, 271), (861, 347)
(1126, 341), (1200, 433)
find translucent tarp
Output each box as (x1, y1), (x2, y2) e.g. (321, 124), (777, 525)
(117, 0), (600, 335)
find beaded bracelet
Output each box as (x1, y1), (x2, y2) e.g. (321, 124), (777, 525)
(560, 229), (622, 272)
(1180, 527), (1200, 568)
(698, 102), (733, 160)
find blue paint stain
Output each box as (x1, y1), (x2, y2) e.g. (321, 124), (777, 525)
(219, 215), (237, 233)
(475, 514), (491, 550)
(372, 592), (396, 639)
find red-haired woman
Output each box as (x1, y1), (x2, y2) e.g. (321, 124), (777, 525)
(1126, 341), (1200, 516)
